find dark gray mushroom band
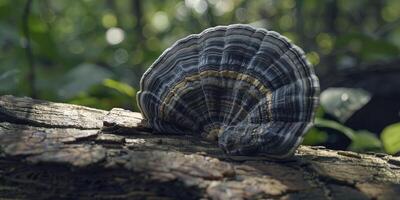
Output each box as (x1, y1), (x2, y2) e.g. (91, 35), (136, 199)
(137, 24), (320, 158)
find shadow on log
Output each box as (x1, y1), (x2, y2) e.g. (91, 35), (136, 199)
(0, 95), (399, 199)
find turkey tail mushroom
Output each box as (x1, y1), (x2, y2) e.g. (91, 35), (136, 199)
(137, 24), (320, 159)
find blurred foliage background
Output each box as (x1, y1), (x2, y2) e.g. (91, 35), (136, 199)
(1, 0), (400, 155)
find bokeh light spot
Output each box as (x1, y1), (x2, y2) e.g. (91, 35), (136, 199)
(213, 0), (234, 16)
(106, 27), (125, 45)
(306, 51), (320, 66)
(176, 2), (189, 21)
(185, 0), (208, 14)
(316, 33), (334, 54)
(382, 5), (400, 22)
(278, 14), (293, 30)
(114, 48), (129, 65)
(281, 0), (295, 9)
(152, 11), (170, 32)
(102, 13), (118, 28)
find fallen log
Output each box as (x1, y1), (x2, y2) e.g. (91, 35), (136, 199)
(0, 95), (399, 200)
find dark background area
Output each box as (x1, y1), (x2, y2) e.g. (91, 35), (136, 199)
(0, 0), (399, 154)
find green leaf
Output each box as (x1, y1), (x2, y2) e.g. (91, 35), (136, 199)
(102, 79), (136, 97)
(314, 118), (383, 153)
(320, 88), (371, 123)
(302, 127), (328, 145)
(314, 118), (356, 140)
(381, 123), (400, 155)
(68, 82), (139, 111)
(349, 130), (382, 152)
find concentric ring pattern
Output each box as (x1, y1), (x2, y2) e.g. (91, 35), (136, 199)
(137, 24), (320, 158)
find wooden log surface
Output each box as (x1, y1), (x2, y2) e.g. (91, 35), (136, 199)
(0, 95), (399, 200)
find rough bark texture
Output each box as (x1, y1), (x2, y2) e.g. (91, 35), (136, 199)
(0, 95), (399, 200)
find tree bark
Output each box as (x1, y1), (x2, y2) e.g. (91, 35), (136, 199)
(0, 95), (399, 200)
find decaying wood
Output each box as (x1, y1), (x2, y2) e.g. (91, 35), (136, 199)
(0, 95), (399, 200)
